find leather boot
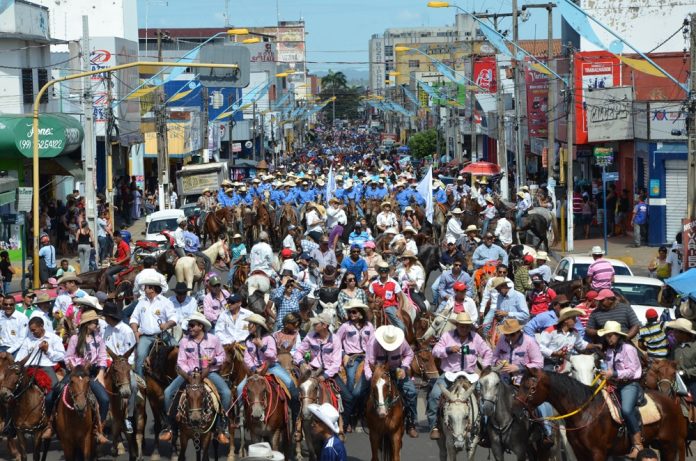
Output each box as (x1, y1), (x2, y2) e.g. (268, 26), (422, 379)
(626, 432), (643, 459)
(95, 422), (109, 445)
(40, 415), (54, 440)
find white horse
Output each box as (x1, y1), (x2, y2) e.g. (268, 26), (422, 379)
(247, 254), (280, 296)
(437, 373), (479, 461)
(175, 239), (229, 293)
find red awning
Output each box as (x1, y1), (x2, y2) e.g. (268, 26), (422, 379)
(461, 161), (501, 176)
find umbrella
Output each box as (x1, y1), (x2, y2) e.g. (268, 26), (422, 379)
(666, 268), (696, 301)
(397, 146), (410, 152)
(461, 161), (501, 176)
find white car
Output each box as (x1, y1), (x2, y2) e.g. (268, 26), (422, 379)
(552, 255), (633, 282)
(612, 275), (674, 324)
(143, 209), (185, 242)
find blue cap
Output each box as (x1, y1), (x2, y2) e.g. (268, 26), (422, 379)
(227, 294), (242, 304)
(298, 252), (312, 261)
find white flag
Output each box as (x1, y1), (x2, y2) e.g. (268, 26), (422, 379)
(326, 165), (336, 203)
(416, 166), (434, 224)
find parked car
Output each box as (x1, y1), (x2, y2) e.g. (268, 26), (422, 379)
(612, 275), (674, 324)
(552, 255), (632, 282)
(143, 209), (185, 242)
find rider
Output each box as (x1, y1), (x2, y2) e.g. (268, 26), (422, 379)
(472, 232), (508, 270)
(480, 196), (497, 236)
(168, 282), (198, 333)
(104, 231), (131, 293)
(203, 275), (230, 328)
(438, 281), (478, 323)
(129, 273), (178, 377)
(159, 311), (232, 445)
(197, 187), (217, 225)
(462, 225), (481, 255)
(213, 294), (252, 345)
(368, 260), (406, 331)
(44, 310), (110, 444)
(665, 318), (696, 405)
(0, 292), (29, 357)
(445, 208), (466, 245)
(526, 275), (557, 317)
(365, 325), (419, 438)
(597, 320), (644, 459)
(437, 258), (474, 310)
(172, 217), (187, 258)
(227, 233), (248, 285)
(249, 231), (275, 280)
(15, 316), (65, 403)
(376, 201), (399, 235)
(492, 318), (543, 383)
(428, 312), (492, 439)
(515, 186), (532, 228)
(482, 277), (530, 334)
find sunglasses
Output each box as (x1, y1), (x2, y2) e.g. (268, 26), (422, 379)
(558, 303), (571, 308)
(346, 278), (356, 282)
(497, 271), (508, 275)
(3, 302), (15, 307)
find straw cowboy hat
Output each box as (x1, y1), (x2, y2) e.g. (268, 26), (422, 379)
(448, 312), (474, 326)
(665, 318), (696, 335)
(343, 298), (369, 314)
(516, 191), (525, 198)
(485, 196), (495, 204)
(79, 310), (100, 326)
(589, 246), (605, 255)
(556, 307), (585, 325)
(536, 251), (550, 261)
(597, 320), (627, 337)
(308, 403), (340, 434)
(384, 227), (398, 235)
(375, 325), (405, 352)
(400, 250), (418, 260)
(491, 277), (509, 290)
(465, 224), (479, 233)
(57, 273), (82, 285)
(376, 260), (390, 270)
(74, 295), (103, 311)
(497, 318), (523, 335)
(520, 185), (529, 191)
(329, 197), (341, 204)
(451, 208), (463, 214)
(478, 177), (489, 185)
(310, 312), (334, 326)
(245, 314), (269, 331)
(404, 206), (414, 213)
(187, 311), (212, 332)
(402, 226), (417, 235)
(380, 201), (392, 209)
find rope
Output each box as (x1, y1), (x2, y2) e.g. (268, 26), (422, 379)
(529, 374), (607, 422)
(61, 385), (74, 411)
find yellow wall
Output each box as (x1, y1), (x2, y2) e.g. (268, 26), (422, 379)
(144, 122), (190, 156)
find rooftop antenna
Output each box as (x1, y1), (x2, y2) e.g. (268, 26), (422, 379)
(276, 0), (280, 23)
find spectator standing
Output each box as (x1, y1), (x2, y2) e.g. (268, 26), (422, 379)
(631, 194), (648, 247)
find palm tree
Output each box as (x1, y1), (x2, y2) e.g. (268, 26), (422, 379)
(321, 70), (348, 125)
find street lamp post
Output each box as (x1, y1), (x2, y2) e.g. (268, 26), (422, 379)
(31, 61), (239, 288)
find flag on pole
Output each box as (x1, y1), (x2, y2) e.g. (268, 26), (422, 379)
(416, 166), (434, 224)
(326, 165), (336, 203)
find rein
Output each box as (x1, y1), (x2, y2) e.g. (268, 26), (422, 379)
(243, 375), (280, 424)
(519, 374), (607, 421)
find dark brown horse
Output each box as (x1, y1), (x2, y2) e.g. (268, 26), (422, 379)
(277, 203), (298, 250)
(643, 358), (696, 441)
(517, 367), (687, 461)
(55, 366), (97, 461)
(365, 363), (405, 461)
(220, 343), (248, 461)
(231, 262), (249, 292)
(73, 268), (107, 292)
(242, 374), (291, 455)
(105, 346), (145, 461)
(202, 207), (235, 248)
(144, 339), (178, 461)
(0, 359), (50, 461)
(176, 372), (216, 461)
(252, 198), (273, 247)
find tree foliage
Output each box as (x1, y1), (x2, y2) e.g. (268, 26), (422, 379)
(319, 69), (362, 121)
(407, 129), (439, 159)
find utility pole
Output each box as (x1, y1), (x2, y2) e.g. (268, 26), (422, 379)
(688, 13), (696, 224)
(155, 29), (170, 210)
(260, 111), (266, 161)
(252, 102), (257, 161)
(469, 54), (477, 161)
(105, 74), (115, 226)
(81, 16), (99, 262)
(201, 86), (209, 162)
(512, 0), (526, 189)
(566, 46), (575, 252)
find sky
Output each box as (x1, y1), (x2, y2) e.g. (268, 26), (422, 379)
(137, 0), (563, 74)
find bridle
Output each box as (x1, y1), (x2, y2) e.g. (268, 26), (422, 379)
(372, 370), (400, 412)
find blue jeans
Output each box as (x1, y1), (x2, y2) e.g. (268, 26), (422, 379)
(515, 209), (525, 228)
(135, 334), (157, 377)
(343, 355), (368, 421)
(482, 218), (491, 236)
(164, 372), (232, 423)
(384, 306), (405, 331)
(431, 275), (442, 309)
(427, 375), (448, 429)
(237, 363), (299, 402)
(2, 281), (9, 295)
(398, 376), (418, 427)
(98, 236), (109, 262)
(619, 381), (641, 435)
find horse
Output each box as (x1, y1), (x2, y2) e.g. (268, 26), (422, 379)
(436, 375), (479, 461)
(0, 358), (51, 461)
(176, 371), (217, 461)
(514, 214), (550, 252)
(231, 261), (249, 292)
(548, 279), (585, 304)
(516, 367), (687, 461)
(432, 202), (448, 244)
(277, 203), (299, 250)
(55, 366), (97, 461)
(219, 344), (249, 461)
(296, 375), (341, 461)
(73, 268), (107, 292)
(242, 374), (291, 455)
(176, 239), (230, 294)
(202, 207), (236, 248)
(105, 346), (145, 461)
(252, 198), (273, 248)
(365, 363), (405, 461)
(143, 337), (178, 461)
(477, 367), (547, 461)
(417, 243), (441, 288)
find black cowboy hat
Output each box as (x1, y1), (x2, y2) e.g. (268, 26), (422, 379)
(102, 302), (123, 321)
(173, 282), (189, 294)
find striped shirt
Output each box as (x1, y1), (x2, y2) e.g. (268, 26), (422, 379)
(638, 322), (669, 358)
(586, 303), (640, 336)
(586, 258), (615, 291)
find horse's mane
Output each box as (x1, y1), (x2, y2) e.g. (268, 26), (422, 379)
(71, 365), (88, 378)
(543, 370), (594, 406)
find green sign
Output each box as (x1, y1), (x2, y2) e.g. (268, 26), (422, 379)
(0, 114), (83, 158)
(593, 147), (613, 156)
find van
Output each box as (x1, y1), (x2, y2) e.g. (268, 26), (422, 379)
(143, 209), (185, 242)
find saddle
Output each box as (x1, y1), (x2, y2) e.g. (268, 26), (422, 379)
(114, 265), (137, 286)
(603, 388), (661, 426)
(249, 270), (277, 287)
(266, 374), (291, 400)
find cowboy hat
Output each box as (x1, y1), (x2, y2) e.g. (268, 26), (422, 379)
(102, 302), (123, 320)
(79, 310), (100, 326)
(536, 251), (550, 261)
(478, 177), (489, 185)
(322, 265), (337, 283)
(376, 260), (390, 270)
(597, 320), (627, 337)
(138, 273), (163, 288)
(242, 442), (285, 461)
(380, 201), (392, 209)
(74, 295), (103, 311)
(202, 187), (210, 193)
(491, 277), (509, 290)
(343, 298), (369, 314)
(375, 325), (405, 352)
(308, 403), (340, 434)
(665, 318), (696, 335)
(173, 282), (189, 294)
(246, 313), (269, 331)
(451, 207), (463, 214)
(57, 273), (82, 285)
(187, 311), (212, 332)
(520, 185), (529, 191)
(556, 307), (585, 324)
(485, 196), (495, 204)
(384, 227), (398, 235)
(464, 224), (478, 233)
(400, 250), (418, 260)
(497, 318), (523, 335)
(310, 312), (333, 326)
(34, 292), (52, 304)
(329, 197), (341, 204)
(516, 191), (525, 198)
(233, 233), (243, 239)
(448, 312), (474, 325)
(316, 179), (325, 186)
(404, 206), (414, 213)
(589, 246), (605, 255)
(402, 226), (417, 235)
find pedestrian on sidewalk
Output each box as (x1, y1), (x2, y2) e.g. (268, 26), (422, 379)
(76, 221), (93, 273)
(648, 246), (673, 281)
(616, 189), (630, 236)
(631, 194), (648, 248)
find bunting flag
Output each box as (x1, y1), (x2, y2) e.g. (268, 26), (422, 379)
(326, 166), (336, 203)
(215, 81), (271, 120)
(273, 92), (292, 109)
(125, 48), (201, 101)
(617, 56), (666, 78)
(557, 0), (609, 51)
(478, 20), (525, 61)
(167, 81), (201, 104)
(433, 61), (463, 85)
(530, 62), (553, 76)
(416, 166), (433, 224)
(0, 0), (14, 15)
(401, 85), (421, 108)
(418, 81), (439, 98)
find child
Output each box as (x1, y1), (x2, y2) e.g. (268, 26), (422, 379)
(638, 308), (669, 359)
(308, 403), (347, 461)
(55, 259), (76, 278)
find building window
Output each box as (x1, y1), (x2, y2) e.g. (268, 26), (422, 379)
(409, 60), (420, 69)
(37, 69), (48, 103)
(384, 45), (393, 56)
(21, 69), (33, 104)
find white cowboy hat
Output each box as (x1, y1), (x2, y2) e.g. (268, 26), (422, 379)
(400, 250), (418, 260)
(233, 233), (243, 239)
(138, 273), (163, 287)
(402, 226), (417, 235)
(665, 318), (696, 335)
(448, 312), (474, 325)
(404, 206), (414, 213)
(310, 312), (333, 326)
(536, 251), (550, 261)
(384, 227), (398, 235)
(316, 179), (325, 186)
(244, 441), (285, 461)
(375, 325), (405, 352)
(74, 295), (103, 311)
(308, 403), (340, 434)
(589, 246), (605, 255)
(451, 207), (463, 214)
(597, 320), (627, 337)
(246, 313), (269, 331)
(187, 311), (212, 332)
(444, 370), (479, 384)
(491, 277), (509, 290)
(343, 299), (369, 314)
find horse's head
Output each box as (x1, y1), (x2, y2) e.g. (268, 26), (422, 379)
(299, 376), (320, 419)
(107, 346), (135, 400)
(515, 367), (548, 409)
(220, 343), (246, 382)
(0, 352), (16, 388)
(68, 366), (91, 414)
(184, 372), (207, 424)
(643, 359), (677, 395)
(440, 377), (476, 450)
(371, 364), (396, 418)
(0, 360), (24, 402)
(568, 354), (598, 386)
(421, 312), (447, 342)
(245, 374), (270, 420)
(477, 366), (503, 416)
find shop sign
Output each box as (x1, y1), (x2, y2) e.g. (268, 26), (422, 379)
(525, 66), (549, 137)
(593, 147), (613, 166)
(682, 218), (696, 271)
(14, 118), (81, 158)
(586, 87), (634, 142)
(17, 187), (33, 213)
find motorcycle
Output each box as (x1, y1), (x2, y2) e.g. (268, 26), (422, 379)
(132, 230), (174, 263)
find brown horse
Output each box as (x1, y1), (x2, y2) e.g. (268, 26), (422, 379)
(0, 359), (50, 461)
(277, 203), (298, 250)
(105, 346), (145, 461)
(365, 363), (405, 461)
(368, 296), (416, 346)
(231, 262), (249, 292)
(242, 374), (291, 455)
(144, 339), (178, 461)
(55, 366), (97, 461)
(219, 343), (248, 461)
(74, 268), (107, 292)
(643, 358), (696, 441)
(176, 372), (216, 461)
(252, 198), (273, 246)
(297, 375), (341, 461)
(517, 367), (687, 461)
(202, 207), (235, 248)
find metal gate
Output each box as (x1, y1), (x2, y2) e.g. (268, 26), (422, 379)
(665, 159), (687, 243)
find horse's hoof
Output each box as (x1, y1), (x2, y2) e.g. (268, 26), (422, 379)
(150, 453), (160, 461)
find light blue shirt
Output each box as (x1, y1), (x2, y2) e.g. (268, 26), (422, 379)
(39, 245), (56, 268)
(523, 310), (585, 337)
(529, 265), (553, 283)
(472, 244), (509, 269)
(488, 289), (529, 324)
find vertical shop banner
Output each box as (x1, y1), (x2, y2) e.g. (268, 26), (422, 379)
(474, 57), (497, 93)
(683, 219), (696, 272)
(574, 52), (621, 144)
(526, 66), (549, 138)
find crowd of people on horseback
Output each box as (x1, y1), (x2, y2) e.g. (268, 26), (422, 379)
(3, 125), (696, 461)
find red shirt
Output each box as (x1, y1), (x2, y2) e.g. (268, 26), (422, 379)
(114, 240), (130, 264)
(529, 287), (556, 316)
(370, 278), (400, 308)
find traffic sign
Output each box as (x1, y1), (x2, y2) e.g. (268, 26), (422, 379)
(199, 45), (250, 88)
(603, 171), (619, 182)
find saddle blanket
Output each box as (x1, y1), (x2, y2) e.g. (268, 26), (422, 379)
(268, 374), (291, 400)
(603, 389), (661, 426)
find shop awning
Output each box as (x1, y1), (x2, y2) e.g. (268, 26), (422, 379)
(654, 143), (687, 155)
(0, 114), (84, 158)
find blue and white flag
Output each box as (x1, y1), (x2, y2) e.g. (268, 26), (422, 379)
(478, 21), (526, 61)
(401, 85), (421, 108)
(433, 61), (463, 85)
(416, 166), (433, 224)
(326, 166), (336, 203)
